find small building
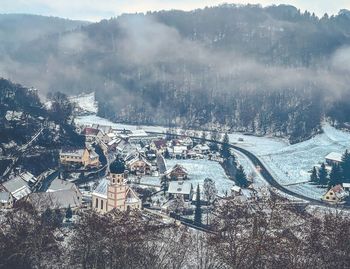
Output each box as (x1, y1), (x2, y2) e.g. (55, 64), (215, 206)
(172, 146), (188, 159)
(0, 191), (13, 209)
(19, 171), (38, 185)
(343, 183), (350, 193)
(2, 177), (32, 201)
(193, 144), (211, 155)
(47, 178), (82, 201)
(164, 164), (188, 181)
(325, 152), (343, 166)
(92, 159), (142, 213)
(126, 152), (152, 176)
(322, 185), (348, 204)
(168, 181), (193, 201)
(150, 139), (168, 153)
(59, 148), (100, 167)
(82, 127), (104, 143)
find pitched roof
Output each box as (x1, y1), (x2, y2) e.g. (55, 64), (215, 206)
(3, 177), (31, 200)
(47, 178), (76, 192)
(28, 190), (81, 210)
(153, 139), (167, 149)
(83, 127), (100, 136)
(165, 164), (188, 176)
(168, 181), (192, 195)
(0, 191), (11, 203)
(60, 148), (85, 157)
(325, 152), (343, 162)
(92, 177), (108, 198)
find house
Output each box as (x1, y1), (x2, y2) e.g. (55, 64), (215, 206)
(172, 146), (188, 159)
(19, 171), (38, 185)
(322, 185), (348, 204)
(164, 164), (188, 181)
(59, 148), (100, 167)
(150, 139), (168, 153)
(0, 191), (13, 209)
(193, 144), (211, 155)
(126, 151), (152, 176)
(343, 183), (350, 193)
(92, 159), (141, 213)
(28, 190), (82, 211)
(47, 178), (82, 201)
(179, 137), (193, 148)
(231, 185), (256, 203)
(82, 127), (104, 143)
(325, 152), (343, 166)
(2, 176), (32, 201)
(168, 181), (193, 201)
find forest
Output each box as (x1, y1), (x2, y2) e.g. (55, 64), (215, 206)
(1, 5), (350, 142)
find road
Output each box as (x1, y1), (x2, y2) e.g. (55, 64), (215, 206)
(146, 131), (350, 210)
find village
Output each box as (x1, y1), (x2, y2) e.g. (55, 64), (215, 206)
(2, 108), (350, 226)
(0, 116), (261, 226)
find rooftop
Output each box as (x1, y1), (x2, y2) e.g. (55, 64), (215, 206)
(168, 181), (192, 195)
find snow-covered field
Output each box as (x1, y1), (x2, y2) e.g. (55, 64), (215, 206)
(74, 115), (167, 133)
(75, 113), (350, 200)
(165, 159), (233, 196)
(231, 123), (350, 200)
(69, 92), (98, 114)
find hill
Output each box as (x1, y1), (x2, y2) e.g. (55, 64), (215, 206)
(0, 78), (84, 176)
(2, 5), (350, 142)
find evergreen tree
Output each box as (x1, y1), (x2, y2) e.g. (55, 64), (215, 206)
(236, 165), (249, 188)
(328, 164), (342, 189)
(221, 133), (231, 159)
(194, 184), (202, 226)
(41, 208), (53, 226)
(341, 150), (350, 183)
(164, 148), (171, 159)
(209, 131), (219, 152)
(65, 205), (73, 221)
(318, 163), (328, 186)
(201, 131), (207, 145)
(310, 167), (319, 184)
(161, 176), (169, 195)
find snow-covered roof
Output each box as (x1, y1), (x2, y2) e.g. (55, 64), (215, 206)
(20, 172), (38, 184)
(168, 181), (192, 195)
(325, 152), (343, 162)
(92, 178), (108, 199)
(3, 177), (31, 200)
(343, 183), (350, 188)
(0, 191), (11, 203)
(60, 149), (85, 157)
(231, 185), (241, 193)
(164, 164), (188, 176)
(173, 146), (187, 154)
(29, 190), (81, 210)
(48, 178), (76, 192)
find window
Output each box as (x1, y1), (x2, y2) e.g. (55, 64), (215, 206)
(332, 197), (336, 201)
(326, 196), (329, 199)
(95, 198), (98, 208)
(101, 200), (104, 210)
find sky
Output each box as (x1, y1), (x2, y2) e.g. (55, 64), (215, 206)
(0, 0), (349, 22)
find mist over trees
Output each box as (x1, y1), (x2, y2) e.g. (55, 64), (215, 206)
(1, 5), (350, 142)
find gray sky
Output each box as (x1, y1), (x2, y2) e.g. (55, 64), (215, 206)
(0, 0), (349, 22)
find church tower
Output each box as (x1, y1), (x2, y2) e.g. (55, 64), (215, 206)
(107, 159), (128, 211)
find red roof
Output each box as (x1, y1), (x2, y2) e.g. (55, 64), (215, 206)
(153, 139), (167, 149)
(83, 127), (99, 136)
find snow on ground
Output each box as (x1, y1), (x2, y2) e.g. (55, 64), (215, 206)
(230, 123), (350, 200)
(69, 92), (98, 114)
(75, 114), (349, 200)
(165, 159), (233, 196)
(74, 115), (166, 133)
